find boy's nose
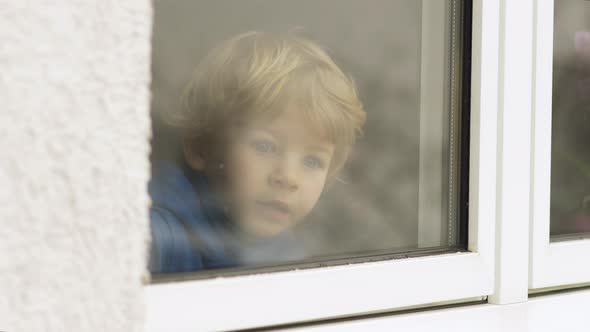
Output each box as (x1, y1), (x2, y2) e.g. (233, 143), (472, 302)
(269, 158), (299, 192)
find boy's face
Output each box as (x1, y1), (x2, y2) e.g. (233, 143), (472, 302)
(219, 105), (335, 238)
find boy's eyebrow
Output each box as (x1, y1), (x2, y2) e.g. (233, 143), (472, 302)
(258, 128), (334, 154)
(255, 128), (280, 139)
(307, 145), (334, 155)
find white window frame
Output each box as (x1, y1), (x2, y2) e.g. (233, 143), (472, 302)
(489, 0), (535, 305)
(145, 1), (500, 330)
(529, 0), (590, 289)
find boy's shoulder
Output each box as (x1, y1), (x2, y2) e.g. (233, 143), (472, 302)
(149, 205), (204, 273)
(148, 160), (236, 272)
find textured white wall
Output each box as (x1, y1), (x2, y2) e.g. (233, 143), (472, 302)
(0, 1), (152, 331)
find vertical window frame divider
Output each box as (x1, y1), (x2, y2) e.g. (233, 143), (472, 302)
(145, 1), (498, 331)
(487, 0), (535, 305)
(530, 0), (590, 290)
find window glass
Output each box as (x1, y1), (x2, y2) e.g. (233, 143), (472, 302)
(550, 0), (590, 239)
(149, 0), (468, 277)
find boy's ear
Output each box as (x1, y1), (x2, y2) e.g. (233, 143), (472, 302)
(183, 139), (206, 171)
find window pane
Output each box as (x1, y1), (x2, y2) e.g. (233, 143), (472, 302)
(550, 0), (590, 239)
(149, 0), (468, 277)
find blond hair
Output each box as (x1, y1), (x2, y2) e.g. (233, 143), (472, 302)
(169, 31), (365, 177)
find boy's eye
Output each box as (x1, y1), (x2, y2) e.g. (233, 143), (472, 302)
(303, 156), (325, 169)
(252, 140), (276, 153)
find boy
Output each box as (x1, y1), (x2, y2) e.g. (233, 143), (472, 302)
(149, 31), (366, 273)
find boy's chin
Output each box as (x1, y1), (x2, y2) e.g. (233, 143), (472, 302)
(236, 218), (294, 238)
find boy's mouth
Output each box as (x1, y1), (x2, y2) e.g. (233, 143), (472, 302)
(255, 199), (291, 221)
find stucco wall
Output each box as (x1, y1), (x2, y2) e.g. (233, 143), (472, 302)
(0, 1), (152, 331)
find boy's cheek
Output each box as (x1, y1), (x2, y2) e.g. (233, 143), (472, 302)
(307, 171), (329, 192)
(226, 149), (263, 184)
(301, 176), (328, 208)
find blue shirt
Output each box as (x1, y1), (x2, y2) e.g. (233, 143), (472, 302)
(148, 160), (304, 274)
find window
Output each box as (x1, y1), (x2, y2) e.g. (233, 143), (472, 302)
(530, 0), (590, 289)
(146, 1), (498, 330)
(150, 0), (468, 275)
(549, 0), (590, 239)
